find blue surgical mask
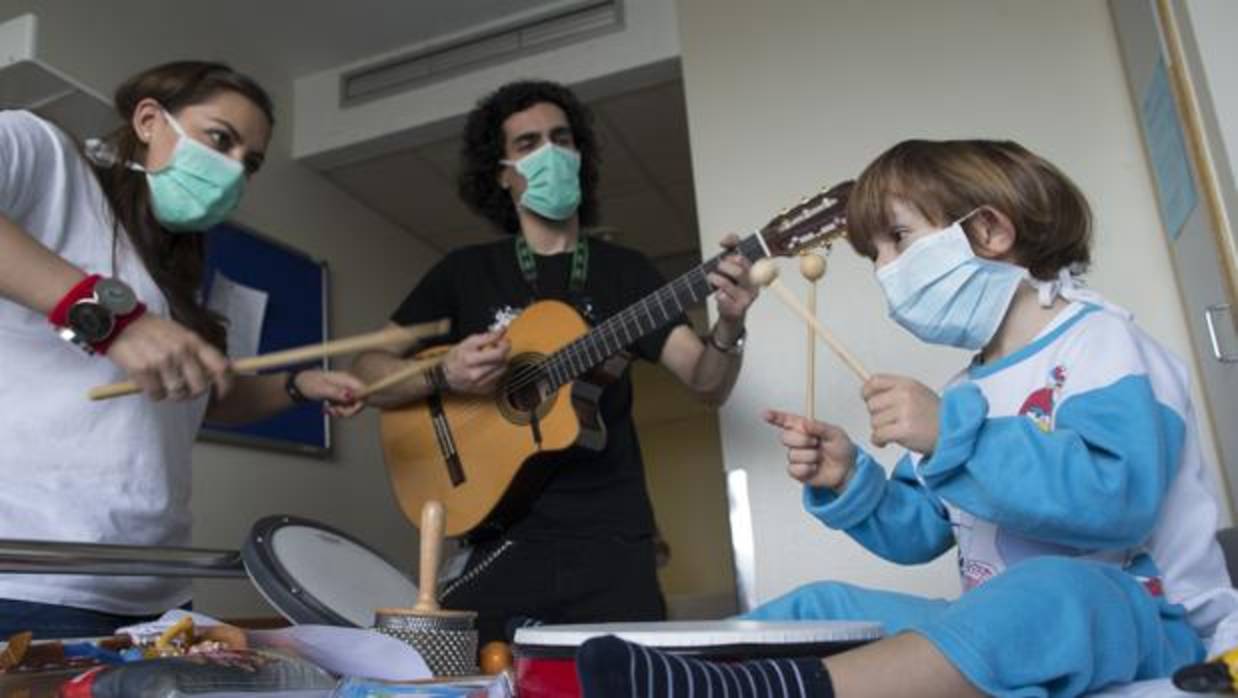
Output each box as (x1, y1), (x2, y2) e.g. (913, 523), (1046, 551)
(503, 142), (581, 221)
(876, 214), (1027, 350)
(131, 109), (245, 233)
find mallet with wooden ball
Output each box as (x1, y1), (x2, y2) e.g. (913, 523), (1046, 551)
(750, 258), (870, 382)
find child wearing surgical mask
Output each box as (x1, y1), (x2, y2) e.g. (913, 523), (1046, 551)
(0, 61), (364, 638)
(575, 140), (1238, 698)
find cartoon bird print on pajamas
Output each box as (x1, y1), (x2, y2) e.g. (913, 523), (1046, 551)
(1017, 365), (1067, 432)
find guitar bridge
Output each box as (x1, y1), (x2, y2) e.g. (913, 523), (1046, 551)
(428, 393), (465, 487)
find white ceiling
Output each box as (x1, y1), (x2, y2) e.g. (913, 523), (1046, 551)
(322, 77), (702, 276)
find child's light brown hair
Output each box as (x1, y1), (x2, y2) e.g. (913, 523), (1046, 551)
(846, 139), (1092, 280)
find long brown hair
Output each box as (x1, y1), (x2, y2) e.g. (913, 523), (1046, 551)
(847, 139), (1092, 280)
(91, 61), (275, 349)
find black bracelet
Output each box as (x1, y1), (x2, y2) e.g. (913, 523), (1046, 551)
(284, 367), (312, 404)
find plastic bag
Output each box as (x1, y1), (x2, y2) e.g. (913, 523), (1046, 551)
(58, 648), (336, 698)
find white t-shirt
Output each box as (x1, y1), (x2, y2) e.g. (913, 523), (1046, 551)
(0, 110), (208, 614)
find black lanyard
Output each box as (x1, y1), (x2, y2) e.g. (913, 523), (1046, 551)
(515, 235), (589, 297)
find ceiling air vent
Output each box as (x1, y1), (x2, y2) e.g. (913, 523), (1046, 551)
(339, 0), (624, 107)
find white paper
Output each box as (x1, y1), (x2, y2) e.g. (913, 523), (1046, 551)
(250, 625), (432, 682)
(206, 271), (268, 358)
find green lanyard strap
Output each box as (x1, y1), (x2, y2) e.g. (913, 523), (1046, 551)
(515, 235), (589, 296)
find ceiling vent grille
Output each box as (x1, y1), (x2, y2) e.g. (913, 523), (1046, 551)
(339, 0), (623, 107)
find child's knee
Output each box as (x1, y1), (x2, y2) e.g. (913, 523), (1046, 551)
(1002, 556), (1130, 609)
(968, 556), (1159, 642)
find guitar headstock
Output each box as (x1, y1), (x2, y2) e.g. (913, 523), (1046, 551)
(760, 180), (853, 257)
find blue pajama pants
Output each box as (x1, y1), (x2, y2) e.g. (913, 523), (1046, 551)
(745, 557), (1204, 697)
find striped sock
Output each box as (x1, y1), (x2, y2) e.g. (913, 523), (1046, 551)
(577, 634), (834, 698)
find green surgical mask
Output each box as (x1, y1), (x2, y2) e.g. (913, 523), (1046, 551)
(503, 142), (581, 221)
(131, 109), (245, 233)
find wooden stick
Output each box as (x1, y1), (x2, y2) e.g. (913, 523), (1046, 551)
(751, 259), (870, 382)
(355, 355), (444, 400)
(806, 285), (816, 418)
(88, 318), (451, 401)
(800, 254), (826, 420)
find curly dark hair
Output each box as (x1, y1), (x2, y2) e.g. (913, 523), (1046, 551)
(458, 80), (600, 234)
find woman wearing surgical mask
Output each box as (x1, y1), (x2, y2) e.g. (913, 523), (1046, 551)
(0, 61), (364, 638)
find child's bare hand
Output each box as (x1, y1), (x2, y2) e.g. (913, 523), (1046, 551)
(763, 409), (856, 490)
(862, 374), (940, 454)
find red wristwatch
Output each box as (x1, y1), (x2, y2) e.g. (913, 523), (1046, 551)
(49, 275), (147, 355)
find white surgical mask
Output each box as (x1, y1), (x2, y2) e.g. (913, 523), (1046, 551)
(89, 109), (244, 233)
(876, 214), (1027, 350)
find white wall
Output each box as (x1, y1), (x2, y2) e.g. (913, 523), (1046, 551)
(0, 2), (441, 617)
(675, 0), (1228, 605)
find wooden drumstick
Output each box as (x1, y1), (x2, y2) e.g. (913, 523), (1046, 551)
(751, 258), (870, 382)
(799, 253), (827, 419)
(88, 318), (451, 401)
(355, 355), (444, 400)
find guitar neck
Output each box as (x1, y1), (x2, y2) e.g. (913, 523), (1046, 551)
(542, 233), (770, 390)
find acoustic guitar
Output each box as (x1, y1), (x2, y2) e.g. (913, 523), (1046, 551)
(381, 181), (852, 537)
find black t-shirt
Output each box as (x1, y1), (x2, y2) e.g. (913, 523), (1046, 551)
(391, 237), (687, 541)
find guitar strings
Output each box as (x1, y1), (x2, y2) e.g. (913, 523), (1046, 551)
(457, 264), (720, 420)
(439, 241), (760, 427)
(498, 247), (737, 393)
(436, 269), (717, 424)
(410, 203), (845, 458)
(432, 234), (767, 423)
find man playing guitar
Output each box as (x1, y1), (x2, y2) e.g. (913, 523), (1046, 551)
(352, 79), (756, 646)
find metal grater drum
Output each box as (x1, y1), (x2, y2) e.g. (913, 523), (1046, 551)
(374, 607), (479, 677)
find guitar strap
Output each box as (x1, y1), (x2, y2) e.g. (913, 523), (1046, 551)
(515, 235), (589, 301)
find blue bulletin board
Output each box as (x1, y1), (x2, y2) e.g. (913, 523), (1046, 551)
(199, 222), (331, 456)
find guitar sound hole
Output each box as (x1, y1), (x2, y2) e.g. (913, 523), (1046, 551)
(499, 355), (552, 423)
(507, 379), (543, 413)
